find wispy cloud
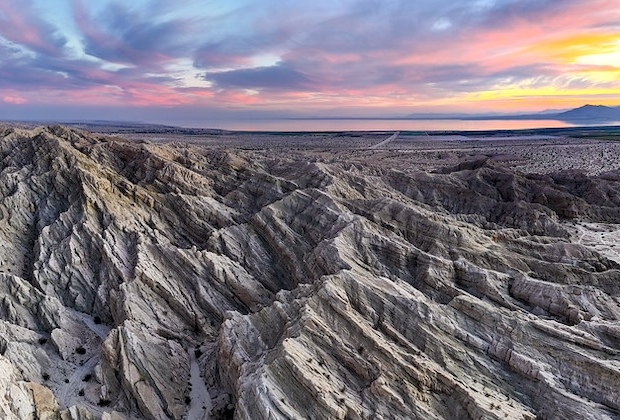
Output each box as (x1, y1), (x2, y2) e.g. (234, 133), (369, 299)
(206, 62), (313, 90)
(0, 0), (67, 56)
(3, 94), (27, 104)
(72, 0), (195, 68)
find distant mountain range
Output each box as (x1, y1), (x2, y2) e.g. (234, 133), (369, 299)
(298, 105), (620, 122)
(403, 104), (620, 122)
(553, 104), (620, 121)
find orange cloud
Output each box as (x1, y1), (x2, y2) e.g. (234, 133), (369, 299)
(527, 33), (620, 63)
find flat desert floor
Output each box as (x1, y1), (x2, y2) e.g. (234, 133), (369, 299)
(120, 130), (620, 175)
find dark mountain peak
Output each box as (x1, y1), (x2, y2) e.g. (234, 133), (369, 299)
(576, 104), (612, 110)
(556, 104), (620, 121)
(563, 103), (616, 116)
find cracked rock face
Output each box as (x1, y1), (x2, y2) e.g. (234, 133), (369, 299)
(0, 125), (619, 419)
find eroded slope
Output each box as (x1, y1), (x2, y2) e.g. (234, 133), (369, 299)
(0, 126), (619, 419)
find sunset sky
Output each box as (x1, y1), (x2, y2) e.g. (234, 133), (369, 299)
(1, 0), (619, 124)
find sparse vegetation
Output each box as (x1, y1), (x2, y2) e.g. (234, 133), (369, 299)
(76, 346), (86, 355)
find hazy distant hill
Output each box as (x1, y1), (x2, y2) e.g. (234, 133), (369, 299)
(402, 104), (620, 122)
(554, 104), (620, 121)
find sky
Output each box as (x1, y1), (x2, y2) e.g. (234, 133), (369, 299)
(0, 0), (619, 124)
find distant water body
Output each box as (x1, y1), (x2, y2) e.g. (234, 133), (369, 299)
(163, 118), (620, 132)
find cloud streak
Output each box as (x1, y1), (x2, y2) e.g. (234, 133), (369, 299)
(206, 63), (313, 90)
(0, 0), (67, 56)
(0, 0), (618, 119)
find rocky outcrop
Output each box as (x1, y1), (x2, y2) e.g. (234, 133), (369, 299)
(0, 125), (619, 419)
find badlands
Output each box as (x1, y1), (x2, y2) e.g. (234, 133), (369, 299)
(0, 124), (619, 419)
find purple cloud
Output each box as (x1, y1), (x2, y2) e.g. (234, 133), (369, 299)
(72, 0), (196, 69)
(0, 0), (67, 56)
(206, 63), (313, 90)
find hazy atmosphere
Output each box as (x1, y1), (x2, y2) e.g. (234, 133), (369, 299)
(1, 0), (619, 124)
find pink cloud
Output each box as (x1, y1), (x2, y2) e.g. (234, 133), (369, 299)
(3, 95), (27, 105)
(0, 0), (65, 55)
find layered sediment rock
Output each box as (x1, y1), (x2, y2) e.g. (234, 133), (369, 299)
(0, 126), (619, 419)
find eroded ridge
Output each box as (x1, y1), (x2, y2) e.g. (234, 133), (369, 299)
(0, 126), (619, 419)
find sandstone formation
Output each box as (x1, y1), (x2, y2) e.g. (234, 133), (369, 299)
(0, 125), (619, 419)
